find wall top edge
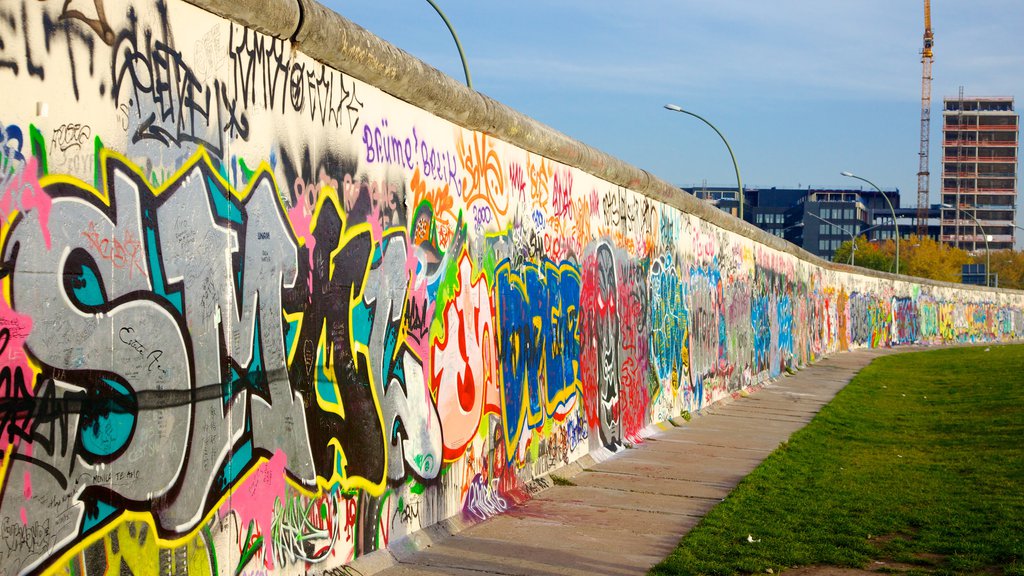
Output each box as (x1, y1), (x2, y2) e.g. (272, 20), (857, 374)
(181, 0), (1023, 297)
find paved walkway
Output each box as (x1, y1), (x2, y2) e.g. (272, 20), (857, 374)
(358, 347), (907, 576)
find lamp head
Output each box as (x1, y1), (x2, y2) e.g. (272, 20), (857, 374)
(840, 171), (855, 177)
(664, 104), (684, 112)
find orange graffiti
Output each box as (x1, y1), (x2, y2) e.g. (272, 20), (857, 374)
(458, 132), (507, 218)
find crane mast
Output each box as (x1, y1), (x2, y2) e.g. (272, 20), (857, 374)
(916, 0), (934, 235)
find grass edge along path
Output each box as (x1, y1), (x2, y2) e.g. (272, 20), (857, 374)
(650, 344), (1024, 576)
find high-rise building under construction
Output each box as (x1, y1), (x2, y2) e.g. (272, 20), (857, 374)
(940, 96), (1018, 252)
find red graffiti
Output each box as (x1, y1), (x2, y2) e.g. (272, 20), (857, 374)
(81, 221), (146, 279)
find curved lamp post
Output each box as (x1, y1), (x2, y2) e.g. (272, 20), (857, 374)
(842, 171), (899, 274)
(664, 104), (744, 221)
(424, 0), (472, 89)
(942, 203), (991, 287)
(807, 212), (881, 267)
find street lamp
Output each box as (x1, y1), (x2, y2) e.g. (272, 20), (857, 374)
(942, 203), (991, 287)
(424, 0), (472, 89)
(807, 212), (881, 267)
(841, 171), (899, 274)
(664, 104), (744, 222)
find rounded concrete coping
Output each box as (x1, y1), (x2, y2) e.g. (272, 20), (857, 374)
(181, 0), (1022, 297)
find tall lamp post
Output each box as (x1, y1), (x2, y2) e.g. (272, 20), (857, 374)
(842, 171), (899, 274)
(664, 104), (744, 222)
(942, 203), (991, 287)
(807, 213), (881, 267)
(424, 0), (472, 89)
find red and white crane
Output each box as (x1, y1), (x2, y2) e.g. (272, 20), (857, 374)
(916, 0), (935, 235)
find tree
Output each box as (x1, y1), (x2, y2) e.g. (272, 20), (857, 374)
(832, 236), (894, 273)
(987, 249), (1024, 290)
(832, 235), (1021, 289)
(898, 235), (970, 283)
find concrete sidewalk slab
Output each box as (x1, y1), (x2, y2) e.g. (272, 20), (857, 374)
(361, 347), (912, 576)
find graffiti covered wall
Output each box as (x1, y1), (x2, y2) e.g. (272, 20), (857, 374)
(0, 0), (1021, 574)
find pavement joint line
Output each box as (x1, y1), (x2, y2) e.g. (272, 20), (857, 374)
(631, 448), (773, 463)
(579, 468), (737, 489)
(538, 484), (726, 502)
(513, 499), (711, 520)
(643, 436), (773, 449)
(648, 440), (784, 451)
(548, 489), (725, 504)
(399, 558), (521, 575)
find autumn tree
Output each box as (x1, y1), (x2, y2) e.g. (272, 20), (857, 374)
(832, 237), (894, 273)
(898, 235), (970, 283)
(831, 235), (1018, 288)
(986, 249), (1024, 290)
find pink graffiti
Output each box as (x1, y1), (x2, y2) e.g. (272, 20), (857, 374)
(222, 450), (288, 568)
(403, 239), (433, 361)
(618, 270), (649, 444)
(288, 168), (340, 283)
(0, 297), (34, 451)
(509, 163), (526, 200)
(1, 158), (51, 249)
(552, 170), (572, 219)
(691, 224), (717, 261)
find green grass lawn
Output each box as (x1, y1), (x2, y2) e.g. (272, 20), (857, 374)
(650, 344), (1024, 576)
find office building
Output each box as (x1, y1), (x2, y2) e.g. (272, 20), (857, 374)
(684, 185), (923, 262)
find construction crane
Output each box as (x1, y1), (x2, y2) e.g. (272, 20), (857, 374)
(916, 0), (934, 235)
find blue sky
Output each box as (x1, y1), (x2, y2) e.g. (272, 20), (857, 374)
(322, 0), (1024, 247)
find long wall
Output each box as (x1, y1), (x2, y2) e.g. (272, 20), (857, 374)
(0, 1), (1021, 574)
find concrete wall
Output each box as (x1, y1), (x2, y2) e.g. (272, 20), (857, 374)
(0, 0), (1021, 574)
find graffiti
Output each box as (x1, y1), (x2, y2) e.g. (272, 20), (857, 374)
(362, 119), (459, 195)
(494, 257), (581, 458)
(580, 243), (621, 449)
(431, 251), (500, 462)
(616, 258), (650, 444)
(51, 123), (92, 153)
(527, 156), (552, 206)
(777, 294), (794, 374)
(508, 162), (526, 199)
(724, 278), (752, 386)
(458, 132), (506, 218)
(552, 169), (572, 219)
(81, 220), (146, 279)
(461, 474), (507, 522)
(270, 492), (345, 567)
(0, 121), (28, 175)
(229, 24), (363, 134)
(355, 233), (442, 483)
(112, 4), (229, 156)
(891, 297), (918, 345)
(849, 292), (890, 347)
(648, 256), (689, 396)
(62, 520), (217, 576)
(689, 266), (728, 406)
(0, 1), (101, 100)
(0, 150), (315, 574)
(1, 156), (51, 247)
